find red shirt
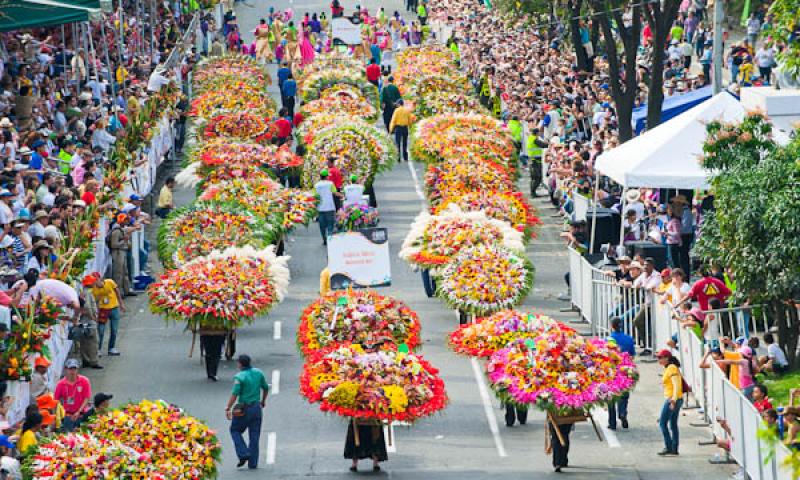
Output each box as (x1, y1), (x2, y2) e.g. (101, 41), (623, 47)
(275, 118), (292, 139)
(54, 375), (92, 415)
(366, 63), (381, 82)
(328, 166), (344, 189)
(81, 191), (96, 205)
(293, 112), (304, 128)
(688, 277), (732, 311)
(754, 398), (773, 413)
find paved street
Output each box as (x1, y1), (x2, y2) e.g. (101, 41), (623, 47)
(85, 1), (739, 478)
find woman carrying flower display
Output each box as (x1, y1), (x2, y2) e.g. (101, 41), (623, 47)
(345, 421), (388, 472)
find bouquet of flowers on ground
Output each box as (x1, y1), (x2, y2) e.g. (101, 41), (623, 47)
(189, 82), (276, 119)
(436, 244), (534, 316)
(300, 343), (447, 422)
(88, 399), (222, 479)
(448, 310), (558, 357)
(424, 158), (513, 206)
(410, 114), (517, 169)
(297, 290), (421, 357)
(282, 188), (319, 230)
(486, 328), (639, 414)
(22, 432), (164, 478)
(303, 123), (397, 187)
(300, 84), (378, 122)
(335, 204), (379, 232)
(198, 176), (287, 226)
(157, 204), (278, 268)
(204, 111), (279, 144)
(149, 246), (290, 330)
(400, 205), (524, 271)
(434, 190), (542, 239)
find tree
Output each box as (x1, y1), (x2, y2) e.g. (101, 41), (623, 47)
(765, 0), (800, 81)
(592, 0), (641, 142)
(642, 0), (681, 130)
(567, 0), (592, 72)
(696, 114), (800, 367)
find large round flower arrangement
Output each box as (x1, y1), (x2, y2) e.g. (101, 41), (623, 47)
(300, 343), (447, 423)
(283, 188), (319, 230)
(395, 46), (458, 87)
(436, 244), (534, 315)
(88, 399), (222, 479)
(204, 111), (278, 144)
(297, 290), (421, 357)
(193, 54), (266, 91)
(149, 246), (290, 330)
(157, 204), (277, 268)
(434, 190), (541, 239)
(410, 114), (517, 168)
(187, 139), (301, 178)
(189, 82), (276, 119)
(486, 329), (639, 414)
(400, 72), (469, 100)
(303, 123), (397, 187)
(415, 91), (487, 118)
(448, 310), (558, 358)
(400, 206), (524, 271)
(300, 84), (378, 122)
(198, 176), (287, 224)
(424, 158), (513, 206)
(297, 54), (363, 89)
(295, 113), (353, 146)
(301, 71), (379, 109)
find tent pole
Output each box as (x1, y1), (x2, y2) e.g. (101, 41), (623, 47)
(99, 20), (120, 125)
(618, 188), (627, 247)
(150, 0), (156, 60)
(82, 23), (90, 84)
(60, 25), (67, 80)
(86, 22), (98, 81)
(589, 170), (600, 254)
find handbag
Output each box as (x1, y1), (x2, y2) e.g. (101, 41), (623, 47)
(231, 404), (247, 417)
(97, 309), (111, 325)
(68, 323), (91, 341)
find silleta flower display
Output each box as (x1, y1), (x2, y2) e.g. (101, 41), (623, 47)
(448, 310), (558, 358)
(297, 290), (421, 357)
(335, 204), (379, 232)
(434, 190), (542, 239)
(189, 82), (276, 120)
(424, 158), (513, 206)
(300, 84), (378, 122)
(300, 343), (447, 423)
(203, 111), (279, 144)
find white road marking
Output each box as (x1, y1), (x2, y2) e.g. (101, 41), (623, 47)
(384, 423), (397, 453)
(406, 159), (426, 203)
(273, 321), (282, 340)
(271, 370), (280, 395)
(266, 432), (277, 464)
(470, 357), (508, 457)
(591, 407), (621, 448)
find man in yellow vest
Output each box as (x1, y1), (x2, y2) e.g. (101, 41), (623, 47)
(527, 127), (548, 197)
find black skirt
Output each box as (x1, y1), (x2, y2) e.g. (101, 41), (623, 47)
(344, 423), (388, 462)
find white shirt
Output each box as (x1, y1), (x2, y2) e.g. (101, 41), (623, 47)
(667, 282), (691, 303)
(343, 184), (365, 207)
(767, 343), (788, 367)
(705, 313), (721, 341)
(0, 202), (11, 225)
(0, 455), (21, 480)
(147, 70), (171, 92)
(633, 269), (661, 291)
(314, 180), (336, 212)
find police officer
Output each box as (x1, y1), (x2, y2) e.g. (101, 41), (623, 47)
(526, 127), (548, 197)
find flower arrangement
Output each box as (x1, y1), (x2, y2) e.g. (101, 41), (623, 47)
(300, 84), (378, 122)
(88, 400), (222, 479)
(486, 329), (639, 414)
(335, 204), (379, 232)
(187, 138), (276, 176)
(297, 53), (363, 89)
(297, 290), (421, 357)
(198, 176), (287, 224)
(22, 432), (164, 478)
(0, 301), (54, 381)
(410, 114), (517, 169)
(203, 111), (279, 144)
(436, 244), (534, 316)
(399, 205), (524, 271)
(157, 204), (278, 269)
(193, 54), (267, 92)
(395, 46), (458, 88)
(303, 123), (397, 188)
(295, 113), (359, 146)
(149, 246), (290, 330)
(282, 188), (319, 230)
(189, 82), (276, 119)
(300, 70), (379, 111)
(415, 91), (487, 118)
(434, 190), (542, 239)
(400, 72), (470, 100)
(448, 310), (559, 357)
(300, 343), (447, 423)
(424, 158), (513, 206)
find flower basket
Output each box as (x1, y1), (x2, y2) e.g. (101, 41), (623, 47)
(433, 190), (542, 240)
(448, 310), (558, 358)
(335, 204), (379, 232)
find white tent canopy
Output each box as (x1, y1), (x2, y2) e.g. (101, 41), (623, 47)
(594, 92), (746, 189)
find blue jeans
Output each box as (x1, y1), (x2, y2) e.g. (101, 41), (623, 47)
(318, 211), (335, 243)
(659, 398), (683, 452)
(97, 307), (120, 352)
(608, 393), (629, 429)
(230, 403), (263, 468)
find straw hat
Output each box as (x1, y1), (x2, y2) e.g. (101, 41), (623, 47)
(625, 189), (641, 203)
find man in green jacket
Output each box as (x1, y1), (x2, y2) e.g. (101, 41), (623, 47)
(380, 76), (402, 131)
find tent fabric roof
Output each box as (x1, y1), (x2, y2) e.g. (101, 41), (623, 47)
(595, 92), (745, 190)
(631, 85), (714, 135)
(0, 0), (93, 32)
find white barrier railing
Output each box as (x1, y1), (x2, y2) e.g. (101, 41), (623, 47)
(568, 247), (595, 323)
(573, 190), (590, 222)
(590, 275), (655, 352)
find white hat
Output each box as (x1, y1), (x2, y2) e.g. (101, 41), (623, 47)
(0, 118), (13, 128)
(625, 189), (641, 203)
(0, 236), (12, 249)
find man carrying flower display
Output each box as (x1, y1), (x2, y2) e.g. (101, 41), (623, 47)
(225, 354), (270, 470)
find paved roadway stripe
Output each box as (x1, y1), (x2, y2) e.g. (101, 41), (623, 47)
(273, 320), (282, 340)
(384, 423), (398, 453)
(470, 358), (509, 457)
(271, 370), (281, 395)
(590, 407), (621, 448)
(266, 432), (277, 464)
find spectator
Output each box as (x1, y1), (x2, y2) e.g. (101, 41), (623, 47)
(156, 177), (176, 219)
(752, 384), (773, 412)
(674, 267), (732, 311)
(29, 356), (51, 403)
(656, 349), (683, 456)
(759, 333), (789, 374)
(16, 411), (42, 454)
(54, 358), (91, 432)
(608, 317), (634, 430)
(0, 434), (20, 479)
(84, 273), (124, 356)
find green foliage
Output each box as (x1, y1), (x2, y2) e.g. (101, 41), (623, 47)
(759, 370), (800, 406)
(758, 423), (800, 479)
(766, 0), (800, 79)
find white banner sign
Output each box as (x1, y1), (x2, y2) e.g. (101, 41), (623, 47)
(332, 17), (362, 45)
(327, 228), (391, 289)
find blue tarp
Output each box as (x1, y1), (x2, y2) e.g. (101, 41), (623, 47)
(631, 85), (714, 135)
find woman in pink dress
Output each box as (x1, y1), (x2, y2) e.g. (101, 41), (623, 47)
(299, 27), (316, 67)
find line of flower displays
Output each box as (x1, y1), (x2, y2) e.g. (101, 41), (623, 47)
(397, 46), (638, 415)
(293, 52), (448, 424)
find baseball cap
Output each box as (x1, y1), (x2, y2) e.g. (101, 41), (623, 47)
(0, 189), (13, 197)
(660, 268), (672, 278)
(129, 194), (142, 202)
(320, 169), (329, 178)
(64, 358), (80, 369)
(94, 392), (113, 406)
(656, 349), (673, 358)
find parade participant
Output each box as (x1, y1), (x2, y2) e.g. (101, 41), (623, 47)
(84, 273), (125, 356)
(108, 213), (133, 296)
(656, 350), (682, 456)
(343, 175), (366, 208)
(299, 26), (316, 67)
(254, 19), (274, 63)
(225, 354), (270, 470)
(366, 59), (381, 87)
(380, 76), (402, 131)
(608, 317), (634, 430)
(389, 99), (415, 162)
(314, 170), (338, 245)
(281, 73), (297, 118)
(199, 329), (226, 381)
(16, 411), (42, 454)
(54, 359), (92, 432)
(505, 403), (527, 427)
(548, 419), (572, 472)
(345, 421), (387, 472)
(156, 177), (176, 219)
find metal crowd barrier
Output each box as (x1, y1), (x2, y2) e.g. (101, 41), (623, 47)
(590, 275), (654, 352)
(568, 247), (595, 323)
(573, 190), (590, 222)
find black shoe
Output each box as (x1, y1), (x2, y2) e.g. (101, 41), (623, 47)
(373, 466), (381, 472)
(554, 466), (562, 473)
(519, 420), (526, 425)
(621, 418), (629, 429)
(671, 450), (679, 456)
(349, 466), (357, 472)
(506, 423), (514, 427)
(607, 425), (616, 430)
(657, 449), (676, 456)
(237, 458), (249, 468)
(208, 375), (217, 382)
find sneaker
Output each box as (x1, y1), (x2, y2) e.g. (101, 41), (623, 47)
(607, 425), (616, 430)
(657, 449), (676, 456)
(557, 292), (571, 301)
(621, 418), (629, 429)
(108, 349), (121, 356)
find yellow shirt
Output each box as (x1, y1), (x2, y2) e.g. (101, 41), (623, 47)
(17, 430), (37, 453)
(319, 268), (330, 296)
(157, 185), (173, 208)
(91, 279), (120, 310)
(116, 66), (129, 84)
(389, 106), (415, 132)
(662, 364), (682, 400)
(723, 352), (741, 387)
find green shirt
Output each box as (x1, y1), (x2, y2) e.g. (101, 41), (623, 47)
(232, 367), (269, 404)
(507, 120), (522, 142)
(380, 84), (402, 108)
